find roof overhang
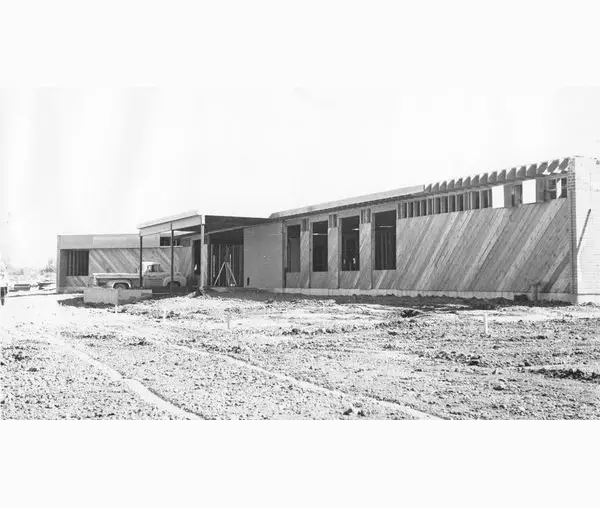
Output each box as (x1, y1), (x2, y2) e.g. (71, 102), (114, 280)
(137, 211), (269, 237)
(269, 184), (425, 219)
(137, 211), (203, 236)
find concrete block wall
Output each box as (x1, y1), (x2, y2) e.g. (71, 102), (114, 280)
(243, 222), (284, 289)
(569, 156), (600, 303)
(358, 216), (373, 290)
(327, 216), (340, 289)
(84, 287), (153, 305)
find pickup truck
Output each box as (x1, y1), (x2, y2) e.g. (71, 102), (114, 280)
(91, 261), (187, 290)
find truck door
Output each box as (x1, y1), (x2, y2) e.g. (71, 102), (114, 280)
(144, 264), (164, 288)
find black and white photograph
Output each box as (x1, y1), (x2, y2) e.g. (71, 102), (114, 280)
(1, 1), (598, 506)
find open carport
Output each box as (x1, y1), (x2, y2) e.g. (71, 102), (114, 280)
(137, 211), (269, 292)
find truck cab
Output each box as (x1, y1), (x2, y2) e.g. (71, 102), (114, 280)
(91, 261), (187, 290)
(142, 262), (167, 288)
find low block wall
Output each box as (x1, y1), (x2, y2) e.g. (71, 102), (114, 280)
(84, 287), (153, 305)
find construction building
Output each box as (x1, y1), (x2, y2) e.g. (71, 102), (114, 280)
(57, 156), (600, 303)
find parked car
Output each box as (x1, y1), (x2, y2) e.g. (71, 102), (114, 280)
(13, 281), (33, 291)
(37, 273), (56, 290)
(92, 261), (186, 290)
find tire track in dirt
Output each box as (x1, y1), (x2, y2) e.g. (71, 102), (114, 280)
(42, 333), (204, 420)
(138, 332), (440, 420)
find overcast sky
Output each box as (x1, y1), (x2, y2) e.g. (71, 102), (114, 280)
(1, 86), (600, 267)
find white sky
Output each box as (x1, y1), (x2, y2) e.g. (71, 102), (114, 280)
(2, 87), (600, 267)
(1, 1), (600, 268)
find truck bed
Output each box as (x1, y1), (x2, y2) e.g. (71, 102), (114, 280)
(93, 273), (137, 279)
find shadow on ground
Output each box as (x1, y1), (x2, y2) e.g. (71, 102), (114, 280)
(56, 287), (582, 314)
(147, 288), (575, 313)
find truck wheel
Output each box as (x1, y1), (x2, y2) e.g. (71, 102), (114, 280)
(114, 283), (129, 290)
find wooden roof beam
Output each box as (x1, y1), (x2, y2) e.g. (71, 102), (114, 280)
(558, 157), (570, 172)
(547, 159), (560, 174)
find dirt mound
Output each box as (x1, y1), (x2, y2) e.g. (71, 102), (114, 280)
(399, 308), (422, 318)
(532, 367), (600, 383)
(434, 350), (488, 367)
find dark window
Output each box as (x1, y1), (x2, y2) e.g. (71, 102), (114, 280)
(546, 179), (558, 200)
(449, 195), (456, 212)
(311, 221), (328, 272)
(286, 225), (301, 273)
(464, 192), (471, 210)
(421, 199), (427, 215)
(160, 237), (181, 247)
(407, 202), (414, 218)
(434, 197), (441, 214)
(471, 191), (480, 209)
(65, 250), (89, 276)
(341, 216), (360, 271)
(441, 196), (448, 213)
(456, 194), (464, 211)
(414, 200), (421, 217)
(400, 202), (407, 219)
(193, 240), (201, 274)
(512, 184), (523, 206)
(481, 189), (491, 208)
(427, 198), (434, 215)
(374, 210), (396, 270)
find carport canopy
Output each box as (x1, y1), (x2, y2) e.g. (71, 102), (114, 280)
(137, 210), (268, 236)
(136, 210), (268, 291)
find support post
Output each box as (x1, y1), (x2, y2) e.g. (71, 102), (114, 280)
(199, 223), (205, 289)
(170, 226), (174, 295)
(56, 236), (61, 293)
(139, 234), (143, 288)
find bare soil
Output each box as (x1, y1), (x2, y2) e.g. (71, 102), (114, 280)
(1, 290), (599, 419)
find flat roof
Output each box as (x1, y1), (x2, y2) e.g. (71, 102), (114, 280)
(134, 155), (584, 231)
(137, 212), (269, 236)
(269, 184), (425, 219)
(270, 155), (578, 219)
(137, 210), (202, 232)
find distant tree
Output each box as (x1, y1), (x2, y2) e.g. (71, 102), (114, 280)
(44, 258), (56, 273)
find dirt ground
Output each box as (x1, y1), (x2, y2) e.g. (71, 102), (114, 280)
(1, 290), (599, 419)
